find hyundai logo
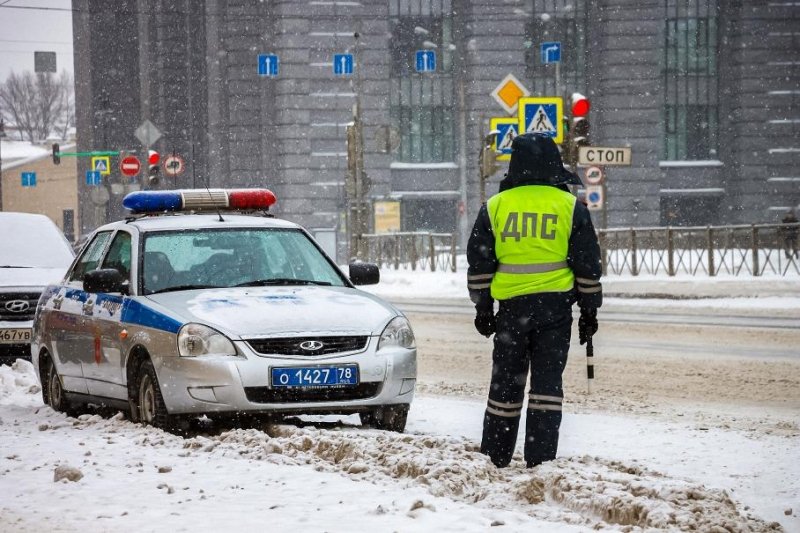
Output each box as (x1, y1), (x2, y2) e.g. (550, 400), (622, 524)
(299, 340), (324, 351)
(5, 300), (30, 313)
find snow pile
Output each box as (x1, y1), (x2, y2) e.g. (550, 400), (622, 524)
(0, 361), (790, 532)
(0, 359), (41, 406)
(173, 425), (777, 531)
(514, 458), (779, 531)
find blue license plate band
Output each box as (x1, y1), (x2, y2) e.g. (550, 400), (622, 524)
(271, 365), (359, 388)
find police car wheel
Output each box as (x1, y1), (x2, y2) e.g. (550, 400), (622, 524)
(135, 360), (173, 430)
(44, 356), (79, 417)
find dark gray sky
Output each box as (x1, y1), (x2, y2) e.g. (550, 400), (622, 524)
(0, 0), (73, 79)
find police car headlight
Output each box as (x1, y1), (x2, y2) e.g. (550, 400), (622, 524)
(178, 323), (237, 357)
(377, 316), (416, 350)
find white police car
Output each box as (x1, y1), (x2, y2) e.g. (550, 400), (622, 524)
(31, 189), (416, 432)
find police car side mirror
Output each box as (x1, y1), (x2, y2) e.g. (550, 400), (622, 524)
(84, 269), (127, 294)
(349, 262), (380, 286)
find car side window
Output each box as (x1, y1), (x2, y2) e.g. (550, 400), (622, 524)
(101, 231), (132, 282)
(68, 231), (113, 283)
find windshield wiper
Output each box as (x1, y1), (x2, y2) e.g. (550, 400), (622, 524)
(149, 284), (223, 295)
(0, 265), (32, 268)
(234, 278), (332, 287)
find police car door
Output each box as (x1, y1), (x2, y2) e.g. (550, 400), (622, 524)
(46, 231), (113, 395)
(82, 230), (132, 400)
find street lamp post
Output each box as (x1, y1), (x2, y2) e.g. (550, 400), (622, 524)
(0, 119), (5, 211)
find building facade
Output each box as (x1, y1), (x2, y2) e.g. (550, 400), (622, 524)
(72, 0), (800, 257)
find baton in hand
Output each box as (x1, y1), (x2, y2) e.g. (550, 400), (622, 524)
(586, 336), (594, 394)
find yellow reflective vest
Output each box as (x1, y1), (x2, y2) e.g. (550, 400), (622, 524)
(487, 185), (576, 300)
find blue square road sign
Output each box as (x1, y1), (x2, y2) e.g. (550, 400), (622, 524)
(415, 50), (436, 73)
(86, 170), (101, 186)
(540, 42), (561, 64)
(21, 172), (36, 187)
(258, 54), (279, 77)
(333, 53), (354, 76)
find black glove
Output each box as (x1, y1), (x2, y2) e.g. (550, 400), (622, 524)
(578, 307), (598, 345)
(474, 310), (496, 338)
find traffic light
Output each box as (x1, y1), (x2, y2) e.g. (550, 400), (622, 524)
(567, 93), (591, 168)
(571, 93), (590, 146)
(147, 150), (160, 186)
(52, 143), (61, 165)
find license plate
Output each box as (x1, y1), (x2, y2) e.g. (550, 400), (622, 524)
(271, 365), (359, 388)
(0, 328), (31, 344)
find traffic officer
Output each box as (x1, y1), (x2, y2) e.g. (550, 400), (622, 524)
(467, 132), (602, 468)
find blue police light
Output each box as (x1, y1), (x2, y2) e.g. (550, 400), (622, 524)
(123, 189), (277, 214)
(122, 191), (184, 213)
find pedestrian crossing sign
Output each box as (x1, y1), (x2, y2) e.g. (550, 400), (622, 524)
(518, 97), (564, 144)
(91, 156), (111, 175)
(490, 117), (519, 161)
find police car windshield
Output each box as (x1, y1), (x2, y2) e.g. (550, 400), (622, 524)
(141, 228), (345, 295)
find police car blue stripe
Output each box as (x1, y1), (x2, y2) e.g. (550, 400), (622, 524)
(121, 300), (182, 334)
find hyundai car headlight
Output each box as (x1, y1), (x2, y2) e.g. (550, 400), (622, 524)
(377, 316), (416, 350)
(177, 323), (237, 357)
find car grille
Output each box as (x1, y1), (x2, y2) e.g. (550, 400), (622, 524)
(0, 292), (40, 321)
(244, 382), (381, 404)
(246, 336), (369, 356)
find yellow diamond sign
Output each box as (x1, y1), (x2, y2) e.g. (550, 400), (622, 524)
(491, 73), (530, 115)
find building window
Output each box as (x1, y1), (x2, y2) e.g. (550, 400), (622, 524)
(389, 0), (455, 163)
(663, 4), (719, 160)
(524, 1), (588, 97)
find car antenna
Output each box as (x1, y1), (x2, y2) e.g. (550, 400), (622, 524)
(201, 156), (224, 222)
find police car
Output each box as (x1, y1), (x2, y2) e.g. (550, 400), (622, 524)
(31, 189), (416, 432)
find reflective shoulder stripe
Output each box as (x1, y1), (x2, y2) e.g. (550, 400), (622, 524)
(496, 261), (568, 274)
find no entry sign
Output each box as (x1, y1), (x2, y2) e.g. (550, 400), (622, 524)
(120, 156), (141, 177)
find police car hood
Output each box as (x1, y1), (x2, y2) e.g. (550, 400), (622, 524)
(144, 285), (398, 337)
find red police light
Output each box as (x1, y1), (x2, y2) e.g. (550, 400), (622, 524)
(571, 93), (590, 117)
(148, 150), (160, 165)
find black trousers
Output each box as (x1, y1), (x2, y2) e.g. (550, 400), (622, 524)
(480, 293), (573, 467)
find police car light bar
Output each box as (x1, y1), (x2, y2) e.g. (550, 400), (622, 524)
(122, 189), (277, 214)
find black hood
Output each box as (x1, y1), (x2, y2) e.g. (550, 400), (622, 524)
(499, 133), (582, 192)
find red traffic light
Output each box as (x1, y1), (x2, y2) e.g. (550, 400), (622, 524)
(148, 150), (160, 165)
(571, 93), (590, 117)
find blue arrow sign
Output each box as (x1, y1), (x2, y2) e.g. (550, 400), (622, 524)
(415, 50), (436, 73)
(540, 41), (561, 64)
(333, 53), (354, 76)
(86, 170), (101, 186)
(258, 54), (279, 77)
(21, 172), (36, 187)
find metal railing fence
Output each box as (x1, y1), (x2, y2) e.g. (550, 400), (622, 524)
(356, 232), (457, 272)
(598, 223), (800, 277)
(355, 224), (800, 277)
